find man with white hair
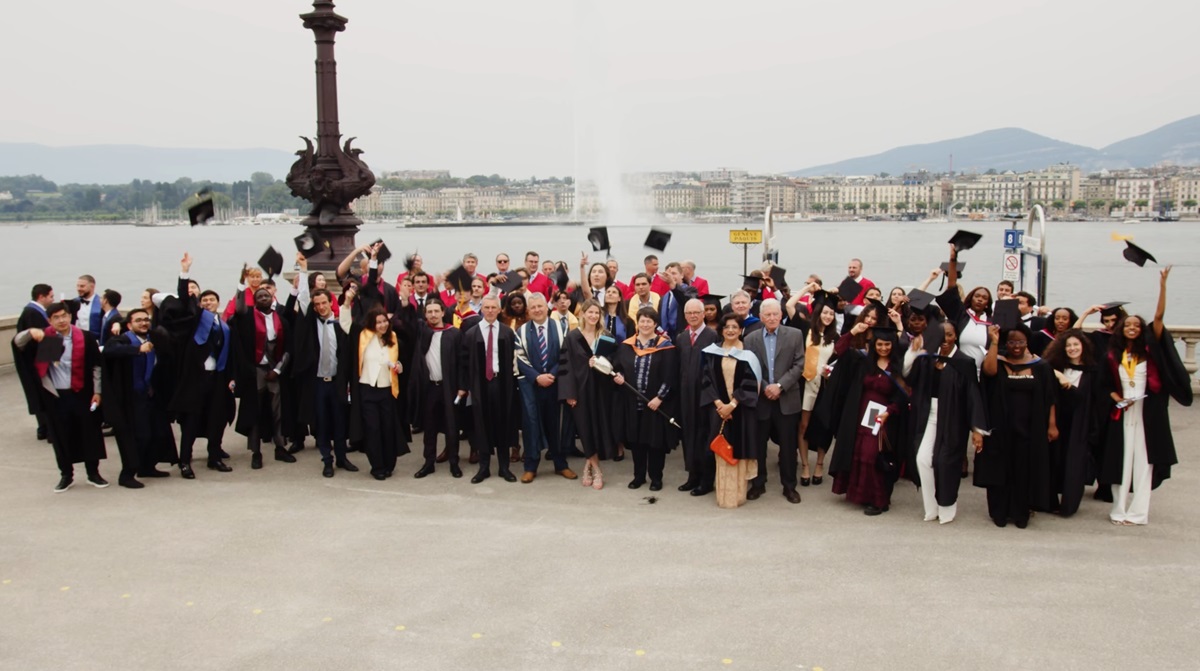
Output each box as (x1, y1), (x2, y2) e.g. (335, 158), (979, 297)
(743, 299), (805, 504)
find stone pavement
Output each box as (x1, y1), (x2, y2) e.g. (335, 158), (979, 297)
(0, 370), (1197, 670)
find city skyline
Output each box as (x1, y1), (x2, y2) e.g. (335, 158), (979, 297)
(4, 1), (1199, 178)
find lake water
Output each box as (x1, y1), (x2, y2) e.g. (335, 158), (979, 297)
(5, 219), (1198, 324)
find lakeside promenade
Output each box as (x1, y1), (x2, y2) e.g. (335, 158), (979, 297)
(0, 368), (1197, 670)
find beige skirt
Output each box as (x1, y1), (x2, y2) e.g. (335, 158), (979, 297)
(715, 458), (759, 509)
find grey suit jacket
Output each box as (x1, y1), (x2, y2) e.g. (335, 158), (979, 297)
(744, 325), (805, 417)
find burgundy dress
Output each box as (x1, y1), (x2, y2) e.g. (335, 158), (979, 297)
(832, 369), (898, 508)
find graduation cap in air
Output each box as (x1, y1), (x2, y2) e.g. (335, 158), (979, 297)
(948, 230), (982, 253)
(447, 265), (474, 294)
(553, 267), (570, 292)
(767, 265), (787, 288)
(493, 272), (524, 294)
(404, 254), (419, 272)
(588, 226), (611, 253)
(644, 228), (672, 252)
(992, 299), (1021, 331)
(836, 276), (862, 302)
(257, 246), (285, 277)
(1122, 241), (1157, 267)
(939, 261), (966, 279)
(366, 240), (391, 264)
(35, 334), (65, 363)
(906, 288), (937, 314)
(188, 198), (215, 227)
(1100, 301), (1129, 317)
(293, 230), (328, 259)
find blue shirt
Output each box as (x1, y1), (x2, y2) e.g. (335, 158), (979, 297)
(764, 328), (777, 385)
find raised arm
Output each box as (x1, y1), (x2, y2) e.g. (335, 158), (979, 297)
(1153, 266), (1170, 339)
(982, 324), (1000, 377)
(917, 267), (943, 293)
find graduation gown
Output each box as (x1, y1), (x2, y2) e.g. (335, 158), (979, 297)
(905, 350), (986, 506)
(974, 359), (1054, 513)
(1049, 364), (1104, 516)
(24, 328), (107, 464)
(675, 326), (720, 470)
(459, 320), (517, 455)
(556, 329), (618, 460)
(228, 304), (293, 439)
(826, 351), (907, 481)
(409, 324), (463, 440)
(1098, 328), (1192, 490)
(346, 323), (411, 456)
(102, 331), (180, 469)
(165, 303), (236, 436)
(611, 336), (680, 452)
(12, 304), (50, 418)
(289, 306), (352, 427)
(698, 350), (760, 459)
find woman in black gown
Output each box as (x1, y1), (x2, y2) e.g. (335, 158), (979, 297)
(976, 324), (1058, 528)
(698, 312), (762, 508)
(558, 299), (618, 490)
(1043, 329), (1103, 516)
(611, 307), (679, 491)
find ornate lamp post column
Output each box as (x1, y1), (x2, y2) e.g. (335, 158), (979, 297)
(286, 0), (376, 271)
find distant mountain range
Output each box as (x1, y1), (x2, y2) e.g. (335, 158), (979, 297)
(788, 114), (1200, 177)
(0, 143), (296, 184)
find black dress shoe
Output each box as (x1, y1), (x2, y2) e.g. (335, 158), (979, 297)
(336, 459), (359, 472)
(207, 460), (233, 472)
(323, 463), (334, 478)
(384, 470), (394, 478)
(251, 453), (263, 470)
(36, 427), (47, 441)
(219, 449), (232, 460)
(613, 452), (625, 462)
(372, 470), (387, 481)
(179, 464), (196, 480)
(649, 481), (663, 492)
(864, 505), (889, 516)
(499, 470), (518, 483)
(288, 442), (306, 455)
(450, 464), (463, 478)
(435, 449), (449, 464)
(746, 485), (765, 501)
(628, 478), (646, 489)
(138, 468), (170, 478)
(678, 480), (699, 492)
(691, 485), (713, 496)
(118, 476), (145, 489)
(414, 464), (435, 479)
(784, 488), (802, 504)
(471, 470), (490, 484)
(1014, 519), (1028, 529)
(274, 448), (297, 464)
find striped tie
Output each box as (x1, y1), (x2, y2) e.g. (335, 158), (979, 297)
(535, 325), (547, 372)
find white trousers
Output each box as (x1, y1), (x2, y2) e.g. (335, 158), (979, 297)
(1111, 400), (1153, 524)
(916, 399), (956, 524)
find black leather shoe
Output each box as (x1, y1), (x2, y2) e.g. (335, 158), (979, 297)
(678, 480), (699, 492)
(118, 476), (144, 489)
(613, 452), (625, 462)
(499, 470), (518, 483)
(471, 470), (490, 484)
(274, 448), (297, 464)
(323, 463), (334, 478)
(36, 427), (48, 441)
(139, 468), (170, 478)
(864, 505), (889, 516)
(649, 481), (663, 492)
(179, 464), (196, 480)
(219, 449), (232, 460)
(288, 442), (306, 455)
(784, 488), (802, 504)
(690, 485), (713, 496)
(336, 459), (359, 472)
(207, 460), (233, 472)
(450, 464), (463, 478)
(372, 470), (387, 481)
(746, 485), (765, 501)
(414, 464), (435, 479)
(628, 478), (646, 489)
(251, 453), (263, 470)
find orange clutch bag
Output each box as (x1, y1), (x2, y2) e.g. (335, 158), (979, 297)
(710, 420), (738, 466)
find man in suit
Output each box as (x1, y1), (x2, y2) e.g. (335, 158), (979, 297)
(98, 289), (123, 347)
(13, 283), (54, 441)
(743, 299), (805, 504)
(73, 274), (104, 339)
(411, 300), (465, 479)
(459, 295), (519, 484)
(291, 276), (359, 478)
(513, 293), (577, 482)
(676, 298), (720, 495)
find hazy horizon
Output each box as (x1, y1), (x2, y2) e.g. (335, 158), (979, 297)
(4, 0), (1198, 177)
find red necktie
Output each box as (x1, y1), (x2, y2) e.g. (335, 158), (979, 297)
(690, 329), (697, 346)
(484, 324), (495, 381)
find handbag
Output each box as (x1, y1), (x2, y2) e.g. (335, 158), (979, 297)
(710, 419), (738, 466)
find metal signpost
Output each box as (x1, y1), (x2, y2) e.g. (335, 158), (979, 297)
(1003, 205), (1048, 305)
(729, 228), (762, 277)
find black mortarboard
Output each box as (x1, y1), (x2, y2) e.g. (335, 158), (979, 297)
(992, 299), (1020, 330)
(1122, 241), (1157, 267)
(701, 293), (725, 308)
(588, 226), (611, 252)
(188, 199), (215, 227)
(906, 289), (936, 313)
(257, 246), (284, 277)
(837, 276), (862, 302)
(494, 273), (524, 294)
(553, 267), (570, 292)
(865, 297), (888, 314)
(1100, 301), (1129, 316)
(741, 274), (764, 288)
(367, 239), (392, 264)
(447, 265), (474, 293)
(35, 334), (65, 363)
(810, 289), (840, 308)
(767, 265), (787, 287)
(939, 261), (966, 279)
(948, 230), (982, 252)
(644, 228), (672, 252)
(293, 230), (327, 259)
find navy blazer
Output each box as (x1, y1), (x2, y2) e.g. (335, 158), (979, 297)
(514, 318), (566, 379)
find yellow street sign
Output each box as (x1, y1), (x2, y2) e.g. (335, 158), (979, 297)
(729, 229), (762, 244)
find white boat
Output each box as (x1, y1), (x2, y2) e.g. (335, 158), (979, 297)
(1122, 218), (1141, 225)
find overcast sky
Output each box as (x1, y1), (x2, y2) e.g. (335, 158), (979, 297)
(4, 0), (1198, 177)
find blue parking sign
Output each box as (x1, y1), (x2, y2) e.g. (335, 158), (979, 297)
(1003, 229), (1024, 249)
